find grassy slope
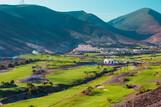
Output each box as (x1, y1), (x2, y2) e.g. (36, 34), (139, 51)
(2, 54), (161, 107)
(3, 65), (161, 107)
(47, 65), (113, 85)
(21, 54), (81, 62)
(3, 66), (133, 107)
(52, 85), (132, 107)
(128, 65), (161, 89)
(21, 54), (102, 63)
(0, 62), (42, 83)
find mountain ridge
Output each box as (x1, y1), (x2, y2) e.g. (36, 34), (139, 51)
(0, 5), (135, 56)
(0, 5), (160, 56)
(108, 8), (161, 42)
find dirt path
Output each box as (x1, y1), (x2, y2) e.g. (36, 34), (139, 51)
(103, 72), (133, 84)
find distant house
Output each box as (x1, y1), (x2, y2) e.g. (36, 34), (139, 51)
(103, 59), (119, 65)
(32, 50), (39, 55)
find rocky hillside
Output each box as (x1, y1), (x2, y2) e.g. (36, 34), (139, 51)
(0, 5), (81, 56)
(0, 5), (160, 56)
(109, 8), (161, 43)
(114, 86), (161, 107)
(63, 10), (108, 28)
(0, 5), (137, 56)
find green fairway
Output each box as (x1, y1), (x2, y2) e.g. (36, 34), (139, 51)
(0, 62), (42, 83)
(47, 65), (113, 85)
(128, 65), (161, 89)
(52, 85), (133, 107)
(1, 53), (161, 107)
(3, 68), (133, 107)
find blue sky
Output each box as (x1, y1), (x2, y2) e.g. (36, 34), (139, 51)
(0, 0), (161, 21)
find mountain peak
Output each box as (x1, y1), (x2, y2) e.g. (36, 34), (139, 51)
(133, 8), (159, 15)
(76, 10), (87, 14)
(63, 10), (107, 28)
(64, 10), (88, 16)
(138, 8), (153, 12)
(108, 7), (161, 41)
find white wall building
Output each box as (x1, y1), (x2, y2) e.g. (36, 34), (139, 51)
(103, 59), (119, 65)
(32, 50), (39, 55)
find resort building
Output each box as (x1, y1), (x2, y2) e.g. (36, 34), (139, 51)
(103, 59), (119, 65)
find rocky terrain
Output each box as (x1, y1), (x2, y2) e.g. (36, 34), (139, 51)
(109, 8), (161, 43)
(114, 86), (161, 107)
(0, 5), (161, 56)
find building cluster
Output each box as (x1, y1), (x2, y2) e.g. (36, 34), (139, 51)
(103, 59), (120, 65)
(71, 44), (161, 56)
(102, 47), (161, 55)
(72, 44), (100, 53)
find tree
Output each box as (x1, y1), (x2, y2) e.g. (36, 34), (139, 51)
(0, 64), (5, 69)
(43, 81), (53, 87)
(82, 86), (94, 96)
(27, 83), (38, 95)
(0, 80), (17, 88)
(10, 80), (15, 84)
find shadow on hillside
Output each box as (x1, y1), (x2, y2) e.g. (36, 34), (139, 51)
(1, 66), (120, 104)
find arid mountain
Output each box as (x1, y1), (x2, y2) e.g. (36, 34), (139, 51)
(63, 10), (139, 45)
(146, 32), (161, 45)
(64, 10), (160, 45)
(0, 5), (83, 56)
(109, 8), (161, 43)
(63, 10), (108, 28)
(0, 5), (160, 56)
(0, 5), (137, 56)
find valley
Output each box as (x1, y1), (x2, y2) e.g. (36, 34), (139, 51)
(0, 52), (160, 107)
(0, 5), (161, 56)
(0, 2), (160, 107)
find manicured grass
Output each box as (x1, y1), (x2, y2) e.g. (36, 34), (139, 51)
(0, 62), (42, 83)
(3, 64), (161, 107)
(53, 85), (133, 107)
(21, 54), (81, 62)
(128, 65), (161, 89)
(47, 65), (113, 85)
(45, 61), (76, 69)
(84, 53), (99, 57)
(115, 53), (161, 63)
(3, 68), (133, 107)
(0, 61), (45, 88)
(114, 65), (136, 75)
(21, 54), (102, 63)
(2, 53), (161, 107)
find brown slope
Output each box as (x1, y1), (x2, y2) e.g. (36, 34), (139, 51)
(114, 86), (161, 107)
(63, 10), (140, 46)
(0, 4), (141, 57)
(109, 8), (161, 44)
(146, 32), (161, 45)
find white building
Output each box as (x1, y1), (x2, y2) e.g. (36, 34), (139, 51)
(103, 59), (119, 65)
(32, 50), (39, 55)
